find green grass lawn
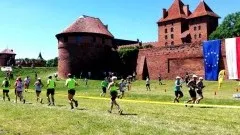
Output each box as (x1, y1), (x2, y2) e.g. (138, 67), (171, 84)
(0, 67), (240, 135)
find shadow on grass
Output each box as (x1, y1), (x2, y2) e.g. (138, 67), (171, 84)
(55, 104), (65, 107)
(76, 108), (88, 111)
(120, 113), (138, 116)
(199, 106), (214, 109)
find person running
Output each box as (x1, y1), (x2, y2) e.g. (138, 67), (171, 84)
(15, 77), (25, 103)
(54, 73), (58, 81)
(146, 77), (151, 91)
(34, 78), (44, 103)
(46, 76), (56, 106)
(126, 76), (131, 91)
(2, 77), (11, 101)
(24, 76), (30, 92)
(185, 72), (190, 85)
(185, 75), (198, 105)
(84, 78), (88, 86)
(158, 74), (163, 85)
(173, 76), (183, 103)
(107, 76), (123, 114)
(119, 79), (126, 99)
(100, 77), (109, 97)
(195, 77), (205, 104)
(65, 73), (78, 109)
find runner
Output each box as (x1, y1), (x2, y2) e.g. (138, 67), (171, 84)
(34, 78), (44, 103)
(173, 76), (183, 103)
(126, 76), (131, 91)
(107, 76), (123, 114)
(84, 78), (88, 86)
(158, 74), (163, 85)
(1, 77), (11, 101)
(195, 77), (205, 104)
(185, 75), (198, 105)
(15, 77), (25, 103)
(100, 77), (108, 97)
(46, 76), (56, 106)
(65, 73), (78, 109)
(146, 77), (151, 91)
(119, 79), (126, 99)
(185, 72), (190, 85)
(24, 76), (30, 92)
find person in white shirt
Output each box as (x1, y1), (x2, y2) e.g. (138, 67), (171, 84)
(146, 77), (151, 91)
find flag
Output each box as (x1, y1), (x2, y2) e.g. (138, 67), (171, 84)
(225, 37), (240, 79)
(203, 40), (221, 81)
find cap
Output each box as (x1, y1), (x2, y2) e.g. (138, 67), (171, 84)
(112, 76), (117, 80)
(176, 76), (181, 79)
(199, 77), (204, 80)
(192, 75), (198, 78)
(38, 78), (41, 80)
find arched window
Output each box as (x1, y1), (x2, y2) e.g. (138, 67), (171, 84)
(165, 29), (168, 33)
(199, 34), (202, 38)
(165, 35), (168, 39)
(171, 34), (174, 39)
(171, 27), (174, 32)
(165, 42), (168, 46)
(194, 26), (197, 31)
(171, 41), (174, 45)
(198, 26), (201, 30)
(194, 34), (197, 39)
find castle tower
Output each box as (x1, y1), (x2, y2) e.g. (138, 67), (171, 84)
(56, 15), (114, 78)
(188, 0), (220, 42)
(157, 0), (191, 46)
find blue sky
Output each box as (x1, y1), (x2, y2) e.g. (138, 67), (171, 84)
(0, 0), (239, 60)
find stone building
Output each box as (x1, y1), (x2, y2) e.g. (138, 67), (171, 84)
(56, 15), (137, 78)
(0, 49), (16, 66)
(135, 0), (222, 80)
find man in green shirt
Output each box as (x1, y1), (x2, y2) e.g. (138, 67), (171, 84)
(65, 73), (78, 109)
(1, 77), (11, 101)
(46, 76), (56, 106)
(100, 77), (108, 97)
(107, 76), (123, 114)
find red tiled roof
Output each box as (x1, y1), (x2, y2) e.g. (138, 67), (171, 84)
(158, 0), (191, 22)
(58, 15), (114, 38)
(188, 1), (220, 19)
(0, 49), (16, 55)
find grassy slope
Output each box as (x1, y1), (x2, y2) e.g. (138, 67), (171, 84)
(0, 67), (240, 135)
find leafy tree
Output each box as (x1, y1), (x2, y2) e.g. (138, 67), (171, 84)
(46, 57), (58, 67)
(209, 12), (240, 40)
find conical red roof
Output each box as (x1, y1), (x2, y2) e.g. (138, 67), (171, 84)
(59, 15), (114, 38)
(0, 49), (16, 55)
(158, 0), (191, 22)
(188, 1), (220, 19)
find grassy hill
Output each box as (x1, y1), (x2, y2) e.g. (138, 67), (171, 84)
(0, 67), (240, 134)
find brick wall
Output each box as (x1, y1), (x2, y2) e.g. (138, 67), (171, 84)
(136, 41), (227, 80)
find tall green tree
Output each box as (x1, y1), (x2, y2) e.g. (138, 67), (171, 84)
(209, 12), (240, 40)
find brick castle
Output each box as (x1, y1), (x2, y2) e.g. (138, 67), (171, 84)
(136, 0), (226, 80)
(56, 0), (227, 80)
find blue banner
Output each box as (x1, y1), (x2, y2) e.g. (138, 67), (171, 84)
(203, 40), (221, 81)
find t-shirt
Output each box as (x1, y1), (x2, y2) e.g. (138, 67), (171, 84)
(34, 81), (42, 91)
(146, 78), (150, 84)
(101, 81), (108, 88)
(119, 82), (126, 91)
(65, 78), (76, 89)
(174, 80), (181, 91)
(197, 81), (204, 91)
(2, 80), (10, 90)
(16, 81), (24, 91)
(24, 78), (30, 84)
(187, 80), (197, 90)
(47, 79), (55, 89)
(110, 83), (118, 92)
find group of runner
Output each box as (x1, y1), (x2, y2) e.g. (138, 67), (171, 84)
(174, 74), (205, 105)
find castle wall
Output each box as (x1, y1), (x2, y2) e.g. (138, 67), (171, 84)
(136, 41), (227, 80)
(57, 33), (113, 78)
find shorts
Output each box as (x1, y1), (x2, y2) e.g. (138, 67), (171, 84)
(189, 90), (196, 98)
(175, 91), (183, 97)
(16, 91), (23, 96)
(102, 87), (106, 93)
(36, 91), (41, 94)
(24, 84), (29, 88)
(3, 90), (9, 93)
(47, 88), (55, 95)
(110, 90), (118, 101)
(196, 90), (203, 98)
(68, 89), (76, 95)
(146, 84), (150, 87)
